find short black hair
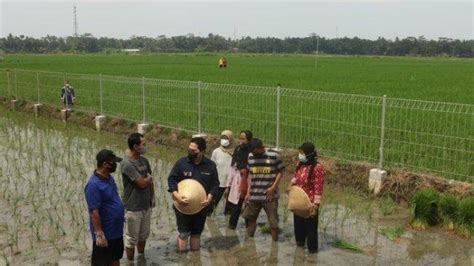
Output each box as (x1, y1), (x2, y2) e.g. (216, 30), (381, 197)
(128, 132), (144, 150)
(191, 137), (206, 151)
(240, 130), (253, 141)
(249, 138), (263, 151)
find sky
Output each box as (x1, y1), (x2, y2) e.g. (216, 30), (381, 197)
(1, 0), (473, 40)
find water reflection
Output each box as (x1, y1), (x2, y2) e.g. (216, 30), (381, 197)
(1, 114), (473, 265)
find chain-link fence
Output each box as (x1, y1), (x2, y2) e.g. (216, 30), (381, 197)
(0, 68), (472, 182)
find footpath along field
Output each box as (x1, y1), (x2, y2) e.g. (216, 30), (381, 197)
(0, 54), (472, 182)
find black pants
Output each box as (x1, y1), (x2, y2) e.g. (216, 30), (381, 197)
(91, 237), (124, 266)
(208, 187), (226, 215)
(228, 198), (244, 229)
(224, 199), (233, 215)
(294, 214), (319, 253)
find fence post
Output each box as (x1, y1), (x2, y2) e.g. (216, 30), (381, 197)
(36, 72), (40, 103)
(378, 95), (387, 169)
(198, 81), (202, 134)
(276, 85), (281, 149)
(99, 74), (103, 115)
(142, 77), (146, 123)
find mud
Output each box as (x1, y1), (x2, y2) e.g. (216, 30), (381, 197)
(1, 107), (473, 265)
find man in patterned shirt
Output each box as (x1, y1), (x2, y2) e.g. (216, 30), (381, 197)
(243, 138), (284, 241)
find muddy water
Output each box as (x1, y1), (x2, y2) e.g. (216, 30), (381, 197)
(0, 109), (473, 265)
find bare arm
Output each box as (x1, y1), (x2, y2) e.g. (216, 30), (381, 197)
(134, 175), (153, 189)
(90, 209), (103, 232)
(271, 172), (282, 190)
(90, 209), (107, 247)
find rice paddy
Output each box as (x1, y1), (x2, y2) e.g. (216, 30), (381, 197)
(2, 54), (473, 104)
(1, 106), (473, 265)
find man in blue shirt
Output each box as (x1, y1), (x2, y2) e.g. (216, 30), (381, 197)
(85, 150), (125, 266)
(168, 137), (220, 252)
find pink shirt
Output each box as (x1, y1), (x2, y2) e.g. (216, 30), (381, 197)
(225, 167), (241, 204)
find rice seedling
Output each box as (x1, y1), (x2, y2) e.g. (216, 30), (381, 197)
(380, 227), (405, 241)
(438, 193), (459, 230)
(410, 188), (440, 230)
(259, 223), (272, 234)
(456, 197), (474, 238)
(379, 197), (397, 216)
(332, 239), (363, 253)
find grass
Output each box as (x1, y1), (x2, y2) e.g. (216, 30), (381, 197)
(438, 194), (459, 230)
(0, 54), (472, 182)
(410, 188), (440, 230)
(409, 189), (473, 238)
(379, 197), (397, 216)
(332, 239), (364, 253)
(259, 223), (272, 234)
(456, 197), (474, 237)
(380, 227), (405, 241)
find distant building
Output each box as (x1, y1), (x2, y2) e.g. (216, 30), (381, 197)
(122, 49), (141, 53)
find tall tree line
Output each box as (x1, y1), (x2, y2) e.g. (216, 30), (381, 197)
(0, 33), (472, 57)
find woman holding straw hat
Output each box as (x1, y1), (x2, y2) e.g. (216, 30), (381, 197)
(287, 142), (324, 253)
(168, 137), (220, 252)
(208, 130), (234, 216)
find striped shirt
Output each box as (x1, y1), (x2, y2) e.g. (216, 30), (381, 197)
(247, 149), (284, 202)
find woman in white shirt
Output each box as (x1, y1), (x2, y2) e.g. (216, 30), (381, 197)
(208, 130), (234, 216)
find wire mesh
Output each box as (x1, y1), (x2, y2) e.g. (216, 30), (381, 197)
(0, 69), (8, 98)
(201, 82), (278, 145)
(280, 88), (383, 162)
(0, 68), (472, 181)
(384, 98), (473, 182)
(145, 78), (199, 132)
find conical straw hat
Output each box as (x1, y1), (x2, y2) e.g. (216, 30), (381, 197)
(287, 185), (312, 218)
(173, 179), (207, 215)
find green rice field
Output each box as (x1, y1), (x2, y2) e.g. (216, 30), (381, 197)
(1, 53), (473, 104)
(0, 54), (472, 182)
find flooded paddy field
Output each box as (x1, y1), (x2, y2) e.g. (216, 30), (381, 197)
(0, 108), (473, 265)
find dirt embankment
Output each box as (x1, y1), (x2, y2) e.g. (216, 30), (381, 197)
(2, 97), (472, 203)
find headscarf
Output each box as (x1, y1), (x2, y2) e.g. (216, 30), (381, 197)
(220, 129), (234, 155)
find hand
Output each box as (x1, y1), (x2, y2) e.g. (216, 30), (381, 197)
(308, 204), (319, 217)
(245, 193), (251, 204)
(290, 178), (297, 185)
(148, 175), (154, 186)
(95, 231), (108, 247)
(265, 186), (276, 201)
(202, 194), (212, 207)
(173, 192), (189, 205)
(223, 188), (230, 199)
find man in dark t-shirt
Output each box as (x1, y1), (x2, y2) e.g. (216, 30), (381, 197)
(121, 133), (154, 262)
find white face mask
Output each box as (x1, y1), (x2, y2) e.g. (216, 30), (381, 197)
(220, 139), (230, 147)
(298, 153), (308, 163)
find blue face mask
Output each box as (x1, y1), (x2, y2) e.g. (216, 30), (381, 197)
(298, 153), (308, 163)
